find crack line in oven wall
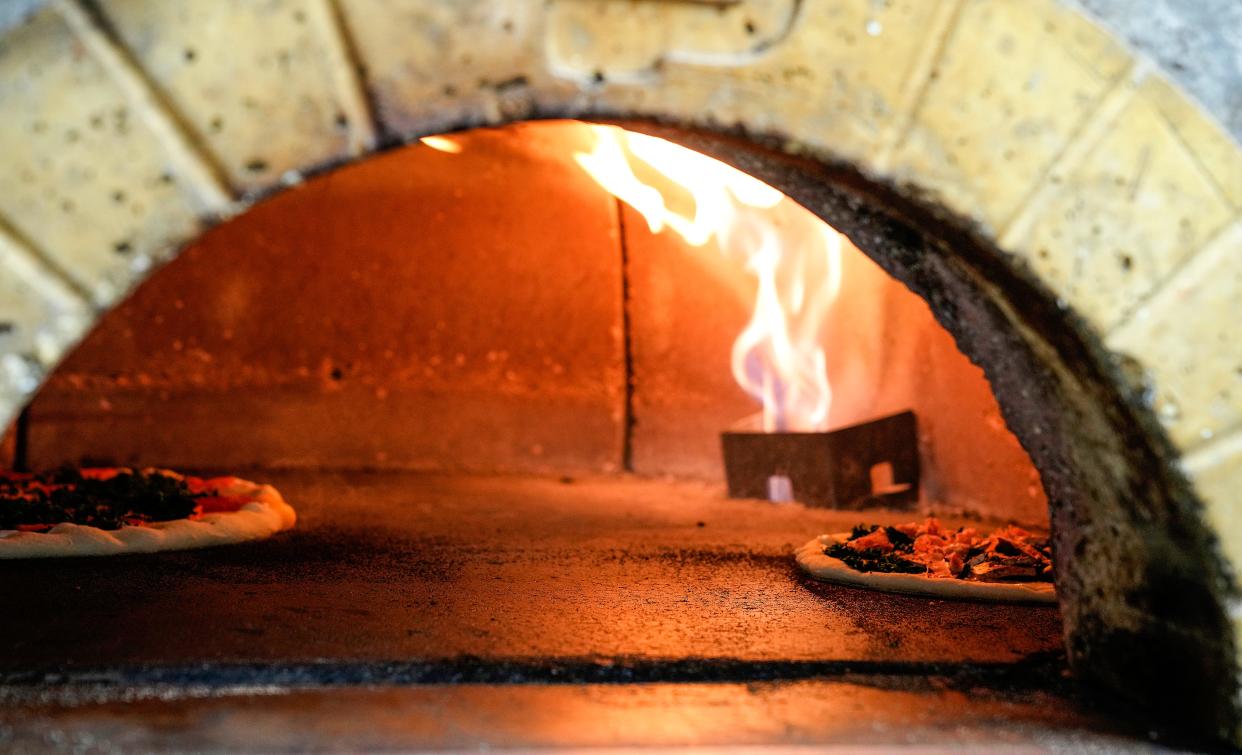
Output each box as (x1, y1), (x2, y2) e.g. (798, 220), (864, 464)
(615, 196), (637, 473)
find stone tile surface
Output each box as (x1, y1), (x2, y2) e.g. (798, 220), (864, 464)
(98, 0), (358, 192)
(0, 421), (14, 468)
(576, 0), (946, 167)
(0, 234), (90, 376)
(0, 276), (72, 372)
(1108, 219), (1242, 448)
(889, 0), (1132, 231)
(0, 9), (203, 305)
(1143, 77), (1242, 211)
(339, 0), (554, 136)
(1183, 432), (1242, 593)
(546, 0), (799, 82)
(1011, 79), (1236, 330)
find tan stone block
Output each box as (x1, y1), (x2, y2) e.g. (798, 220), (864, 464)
(0, 384), (22, 450)
(546, 0), (798, 81)
(1143, 77), (1242, 211)
(0, 217), (93, 430)
(1108, 219), (1242, 448)
(98, 0), (360, 192)
(888, 0), (1131, 231)
(1182, 430), (1242, 589)
(0, 255), (82, 363)
(338, 0), (557, 135)
(588, 0), (946, 165)
(0, 240), (91, 428)
(26, 122), (627, 473)
(1014, 80), (1236, 331)
(0, 9), (203, 305)
(545, 1), (671, 81)
(345, 0), (940, 167)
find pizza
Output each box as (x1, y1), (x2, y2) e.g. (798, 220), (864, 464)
(0, 467), (295, 558)
(795, 518), (1056, 603)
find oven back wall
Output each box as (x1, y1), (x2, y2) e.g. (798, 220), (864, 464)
(17, 121), (1045, 523)
(23, 123), (630, 476)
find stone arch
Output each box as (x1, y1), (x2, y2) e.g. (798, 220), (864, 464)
(1, 0), (1240, 741)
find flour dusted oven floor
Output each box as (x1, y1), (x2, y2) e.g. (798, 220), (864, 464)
(0, 471), (1155, 749)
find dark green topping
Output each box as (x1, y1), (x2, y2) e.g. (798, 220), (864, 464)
(0, 468), (201, 531)
(849, 523), (878, 540)
(884, 525), (914, 552)
(824, 542), (925, 574)
(993, 538), (1022, 557)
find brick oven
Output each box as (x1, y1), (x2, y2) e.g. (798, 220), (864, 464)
(1, 0), (1241, 750)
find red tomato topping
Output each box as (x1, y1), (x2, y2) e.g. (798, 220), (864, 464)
(195, 495), (250, 514)
(848, 528), (893, 553)
(185, 476), (243, 494)
(79, 468), (126, 481)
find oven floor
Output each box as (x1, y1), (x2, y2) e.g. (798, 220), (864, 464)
(0, 470), (1061, 667)
(0, 471), (1158, 749)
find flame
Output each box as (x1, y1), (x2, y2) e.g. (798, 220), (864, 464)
(420, 135), (462, 153)
(575, 125), (843, 432)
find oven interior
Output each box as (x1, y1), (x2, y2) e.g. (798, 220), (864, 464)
(0, 120), (1196, 750)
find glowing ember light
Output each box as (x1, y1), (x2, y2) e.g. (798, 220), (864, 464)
(575, 125), (843, 432)
(420, 135), (462, 153)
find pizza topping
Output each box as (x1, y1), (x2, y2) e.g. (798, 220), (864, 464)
(969, 558), (1040, 582)
(892, 522), (920, 538)
(946, 550), (965, 576)
(195, 495), (251, 513)
(824, 541), (925, 574)
(846, 527), (894, 553)
(0, 467), (205, 532)
(826, 517), (1054, 583)
(185, 476), (244, 495)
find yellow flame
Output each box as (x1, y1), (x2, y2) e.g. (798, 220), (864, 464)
(420, 135), (462, 153)
(575, 125), (843, 432)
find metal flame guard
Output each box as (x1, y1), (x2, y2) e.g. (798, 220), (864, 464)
(720, 410), (919, 509)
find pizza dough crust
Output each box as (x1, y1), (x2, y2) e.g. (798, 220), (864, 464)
(0, 477), (296, 559)
(795, 534), (1056, 604)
